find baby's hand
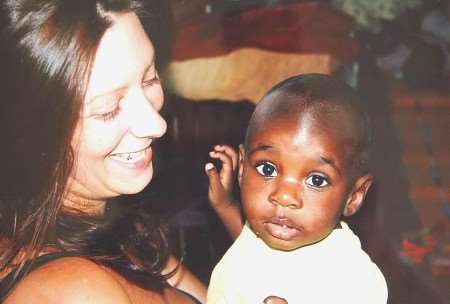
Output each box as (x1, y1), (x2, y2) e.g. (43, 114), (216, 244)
(204, 144), (239, 211)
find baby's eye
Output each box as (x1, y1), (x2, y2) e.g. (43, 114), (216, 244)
(305, 174), (329, 188)
(255, 162), (278, 177)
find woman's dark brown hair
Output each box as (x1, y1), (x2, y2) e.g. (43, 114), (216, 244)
(0, 0), (173, 299)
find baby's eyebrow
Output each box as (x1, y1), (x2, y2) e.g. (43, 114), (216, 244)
(319, 155), (342, 176)
(248, 144), (273, 156)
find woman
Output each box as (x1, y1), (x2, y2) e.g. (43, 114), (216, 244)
(0, 0), (206, 303)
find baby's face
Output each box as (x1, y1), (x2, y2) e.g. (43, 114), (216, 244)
(239, 112), (357, 251)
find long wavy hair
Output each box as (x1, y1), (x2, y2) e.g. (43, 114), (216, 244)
(0, 0), (173, 298)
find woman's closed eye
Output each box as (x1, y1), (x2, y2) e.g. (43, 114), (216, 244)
(305, 174), (329, 188)
(97, 105), (121, 122)
(255, 162), (278, 177)
(142, 74), (160, 88)
(142, 74), (163, 110)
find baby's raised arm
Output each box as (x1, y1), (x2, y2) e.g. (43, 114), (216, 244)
(205, 145), (244, 239)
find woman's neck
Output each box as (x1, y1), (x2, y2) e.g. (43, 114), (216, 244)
(63, 191), (107, 216)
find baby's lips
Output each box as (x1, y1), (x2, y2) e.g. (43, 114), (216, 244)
(267, 216), (297, 229)
(265, 221), (302, 241)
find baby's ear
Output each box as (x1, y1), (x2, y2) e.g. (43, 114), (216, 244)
(238, 144), (245, 186)
(343, 174), (373, 217)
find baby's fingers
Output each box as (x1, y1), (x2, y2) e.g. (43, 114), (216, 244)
(211, 145), (238, 175)
(205, 162), (228, 207)
(210, 150), (235, 189)
(205, 163), (221, 189)
(215, 145), (239, 171)
(209, 148), (234, 171)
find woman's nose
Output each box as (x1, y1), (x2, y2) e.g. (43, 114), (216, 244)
(122, 89), (167, 139)
(269, 178), (302, 209)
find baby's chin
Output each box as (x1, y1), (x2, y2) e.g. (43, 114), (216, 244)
(256, 231), (306, 252)
(265, 239), (304, 252)
(252, 224), (307, 251)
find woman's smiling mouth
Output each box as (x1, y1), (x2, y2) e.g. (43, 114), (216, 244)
(109, 145), (153, 170)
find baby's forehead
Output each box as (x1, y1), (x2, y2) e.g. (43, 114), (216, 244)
(247, 92), (363, 155)
(253, 91), (355, 128)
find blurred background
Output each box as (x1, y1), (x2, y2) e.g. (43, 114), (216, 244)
(137, 1), (449, 303)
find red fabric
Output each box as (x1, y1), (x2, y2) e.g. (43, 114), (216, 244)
(171, 2), (361, 64)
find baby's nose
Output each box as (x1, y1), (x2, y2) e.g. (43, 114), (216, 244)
(269, 178), (302, 209)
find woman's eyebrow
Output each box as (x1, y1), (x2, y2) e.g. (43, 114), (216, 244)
(88, 62), (155, 104)
(143, 61), (154, 74)
(88, 87), (126, 104)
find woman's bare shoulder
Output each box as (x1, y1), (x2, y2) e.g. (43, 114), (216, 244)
(4, 257), (132, 304)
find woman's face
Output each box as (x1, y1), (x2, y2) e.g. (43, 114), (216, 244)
(68, 12), (166, 205)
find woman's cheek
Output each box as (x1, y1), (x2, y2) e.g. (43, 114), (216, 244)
(80, 120), (123, 156)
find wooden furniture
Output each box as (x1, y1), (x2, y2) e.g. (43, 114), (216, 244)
(163, 1), (360, 103)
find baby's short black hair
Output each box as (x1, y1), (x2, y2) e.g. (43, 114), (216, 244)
(245, 73), (372, 178)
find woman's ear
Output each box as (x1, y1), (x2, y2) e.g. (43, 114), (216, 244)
(238, 144), (245, 186)
(343, 174), (373, 217)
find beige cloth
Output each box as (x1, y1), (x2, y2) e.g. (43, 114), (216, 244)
(207, 222), (388, 304)
(163, 48), (338, 103)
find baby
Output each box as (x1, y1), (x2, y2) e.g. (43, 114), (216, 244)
(205, 74), (388, 303)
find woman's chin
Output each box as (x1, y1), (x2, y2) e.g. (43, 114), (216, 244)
(105, 165), (154, 196)
(117, 172), (153, 195)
